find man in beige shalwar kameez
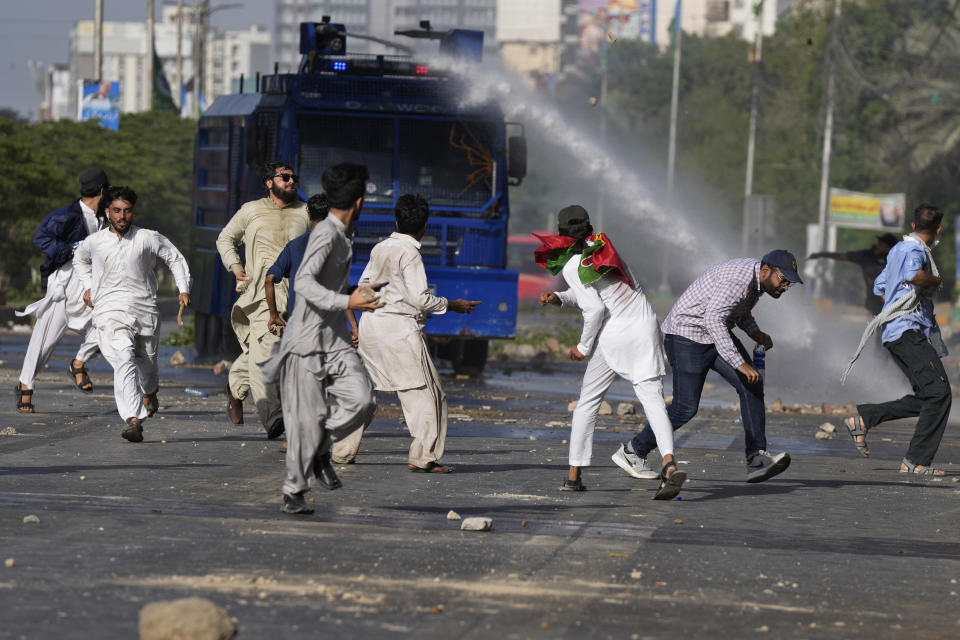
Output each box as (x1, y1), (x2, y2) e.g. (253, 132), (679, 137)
(216, 161), (309, 438)
(342, 194), (479, 473)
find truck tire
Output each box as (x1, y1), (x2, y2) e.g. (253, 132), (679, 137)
(451, 339), (488, 376)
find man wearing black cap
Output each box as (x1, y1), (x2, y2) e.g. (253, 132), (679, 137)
(808, 233), (897, 316)
(612, 251), (802, 483)
(14, 167), (108, 413)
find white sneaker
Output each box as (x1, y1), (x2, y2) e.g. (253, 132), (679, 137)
(746, 450), (791, 483)
(611, 443), (660, 479)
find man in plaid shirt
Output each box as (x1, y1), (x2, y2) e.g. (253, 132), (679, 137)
(611, 250), (802, 483)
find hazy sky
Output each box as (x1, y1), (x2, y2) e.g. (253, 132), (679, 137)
(1, 1), (273, 119)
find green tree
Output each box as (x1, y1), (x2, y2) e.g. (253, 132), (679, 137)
(0, 112), (196, 300)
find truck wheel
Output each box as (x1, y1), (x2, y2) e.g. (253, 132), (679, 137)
(452, 339), (488, 376)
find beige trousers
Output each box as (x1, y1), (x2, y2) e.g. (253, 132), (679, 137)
(228, 311), (282, 432)
(333, 354), (447, 468)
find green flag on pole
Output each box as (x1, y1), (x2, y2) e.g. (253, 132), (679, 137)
(152, 47), (177, 113)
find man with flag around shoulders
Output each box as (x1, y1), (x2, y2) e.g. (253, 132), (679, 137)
(537, 205), (685, 500)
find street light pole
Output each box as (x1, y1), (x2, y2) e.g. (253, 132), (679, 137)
(146, 0), (154, 111)
(93, 0), (103, 80)
(597, 34), (608, 232)
(175, 0), (183, 109)
(661, 3), (682, 294)
(814, 0), (842, 299)
(741, 1), (764, 255)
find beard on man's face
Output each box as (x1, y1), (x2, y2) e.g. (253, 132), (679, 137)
(110, 217), (131, 235)
(270, 181), (297, 204)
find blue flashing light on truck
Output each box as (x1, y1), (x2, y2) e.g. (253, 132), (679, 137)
(190, 18), (526, 374)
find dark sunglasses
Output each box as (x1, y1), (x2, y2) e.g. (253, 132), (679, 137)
(273, 173), (298, 183)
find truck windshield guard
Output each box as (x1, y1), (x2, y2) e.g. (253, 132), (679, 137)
(297, 115), (499, 214)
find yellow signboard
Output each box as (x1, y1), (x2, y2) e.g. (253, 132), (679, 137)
(829, 188), (905, 229)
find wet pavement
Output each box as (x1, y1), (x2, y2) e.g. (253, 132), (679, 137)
(1, 322), (960, 639)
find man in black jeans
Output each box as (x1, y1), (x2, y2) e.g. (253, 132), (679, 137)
(808, 232), (898, 316)
(843, 205), (950, 475)
(611, 250), (802, 483)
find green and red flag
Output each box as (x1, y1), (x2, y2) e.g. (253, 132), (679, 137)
(532, 232), (632, 287)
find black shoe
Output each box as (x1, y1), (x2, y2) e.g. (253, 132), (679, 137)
(266, 420), (285, 440)
(315, 452), (343, 490)
(121, 417), (144, 443)
(281, 491), (314, 514)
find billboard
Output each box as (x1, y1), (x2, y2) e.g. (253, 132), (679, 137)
(579, 0), (656, 52)
(828, 188), (905, 230)
(77, 80), (120, 130)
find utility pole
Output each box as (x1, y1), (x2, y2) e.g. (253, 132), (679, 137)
(146, 0), (155, 111)
(597, 33), (608, 232)
(175, 0), (183, 109)
(93, 0), (103, 80)
(741, 1), (764, 255)
(193, 0), (205, 117)
(814, 0), (842, 299)
(660, 1), (682, 294)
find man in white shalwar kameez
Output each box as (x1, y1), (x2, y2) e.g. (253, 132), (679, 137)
(216, 160), (310, 437)
(74, 186), (191, 443)
(260, 163), (382, 515)
(538, 205), (685, 499)
(15, 167), (108, 413)
(340, 194), (479, 473)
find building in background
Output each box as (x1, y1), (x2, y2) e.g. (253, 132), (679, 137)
(656, 0), (795, 45)
(32, 64), (73, 122)
(63, 5), (270, 120)
(274, 0), (497, 71)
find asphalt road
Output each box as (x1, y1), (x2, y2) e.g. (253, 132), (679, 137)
(1, 327), (959, 639)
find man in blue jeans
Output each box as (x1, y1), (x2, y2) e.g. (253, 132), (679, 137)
(612, 250), (801, 483)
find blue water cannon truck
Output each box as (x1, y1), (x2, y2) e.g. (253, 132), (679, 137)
(189, 18), (526, 374)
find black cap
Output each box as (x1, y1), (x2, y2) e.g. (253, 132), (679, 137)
(79, 167), (109, 194)
(557, 204), (591, 237)
(762, 249), (803, 284)
(876, 232), (899, 247)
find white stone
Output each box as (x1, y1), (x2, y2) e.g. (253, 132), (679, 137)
(616, 402), (635, 416)
(168, 350), (186, 366)
(23, 515), (40, 524)
(818, 422), (837, 433)
(567, 400), (578, 412)
(814, 431), (832, 440)
(598, 401), (613, 416)
(502, 343), (537, 358)
(460, 517), (493, 532)
(446, 510), (461, 521)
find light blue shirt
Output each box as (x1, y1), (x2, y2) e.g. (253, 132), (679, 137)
(874, 239), (936, 344)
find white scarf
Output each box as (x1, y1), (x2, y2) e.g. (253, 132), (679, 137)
(841, 233), (943, 384)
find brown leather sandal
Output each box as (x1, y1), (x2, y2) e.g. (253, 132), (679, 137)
(15, 383), (35, 413)
(68, 362), (93, 392)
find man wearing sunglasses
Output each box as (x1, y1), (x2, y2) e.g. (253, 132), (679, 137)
(216, 161), (310, 438)
(612, 250), (802, 484)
